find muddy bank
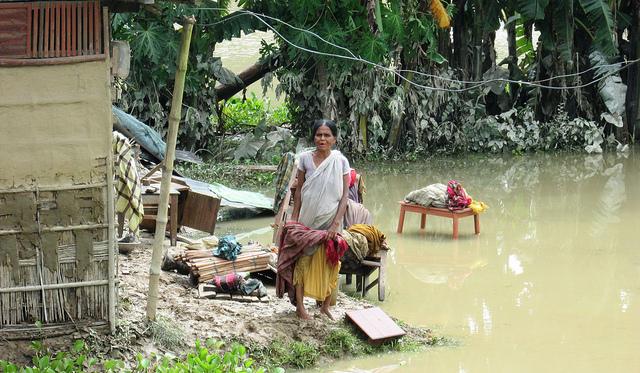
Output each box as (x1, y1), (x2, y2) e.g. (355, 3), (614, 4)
(0, 234), (434, 369)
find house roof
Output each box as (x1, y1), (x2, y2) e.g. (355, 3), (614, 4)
(0, 0), (194, 12)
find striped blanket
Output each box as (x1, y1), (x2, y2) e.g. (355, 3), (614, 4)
(113, 131), (144, 236)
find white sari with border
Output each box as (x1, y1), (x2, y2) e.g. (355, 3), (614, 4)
(299, 150), (345, 231)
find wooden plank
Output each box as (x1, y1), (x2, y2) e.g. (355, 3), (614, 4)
(85, 1), (94, 54)
(38, 3), (45, 57)
(179, 189), (221, 234)
(82, 1), (89, 55)
(61, 2), (66, 57)
(345, 307), (405, 342)
(0, 53), (106, 66)
(25, 3), (31, 58)
(102, 6), (109, 58)
(50, 1), (55, 57)
(70, 1), (75, 56)
(93, 1), (100, 54)
(42, 2), (48, 57)
(0, 3), (31, 58)
(31, 3), (38, 57)
(55, 1), (60, 57)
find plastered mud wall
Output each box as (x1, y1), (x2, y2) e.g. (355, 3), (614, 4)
(0, 60), (113, 327)
(0, 60), (111, 188)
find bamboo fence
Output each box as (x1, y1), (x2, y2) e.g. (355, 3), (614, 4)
(0, 181), (116, 339)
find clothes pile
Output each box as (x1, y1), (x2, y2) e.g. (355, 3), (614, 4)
(404, 179), (487, 213)
(209, 273), (268, 299)
(214, 235), (243, 261)
(340, 224), (387, 271)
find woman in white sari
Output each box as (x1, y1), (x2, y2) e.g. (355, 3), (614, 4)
(290, 119), (350, 319)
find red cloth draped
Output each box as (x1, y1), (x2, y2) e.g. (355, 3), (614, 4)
(447, 180), (472, 211)
(325, 236), (348, 266)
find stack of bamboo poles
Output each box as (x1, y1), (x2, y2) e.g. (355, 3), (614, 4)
(175, 243), (272, 285)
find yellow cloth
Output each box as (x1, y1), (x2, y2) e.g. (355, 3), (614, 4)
(112, 132), (144, 235)
(347, 224), (386, 255)
(469, 200), (488, 214)
(293, 243), (340, 301)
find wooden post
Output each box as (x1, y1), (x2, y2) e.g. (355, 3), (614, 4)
(102, 5), (116, 335)
(146, 16), (196, 321)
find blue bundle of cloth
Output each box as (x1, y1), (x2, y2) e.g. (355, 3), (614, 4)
(213, 235), (243, 261)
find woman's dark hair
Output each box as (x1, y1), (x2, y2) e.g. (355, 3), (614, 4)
(311, 119), (338, 140)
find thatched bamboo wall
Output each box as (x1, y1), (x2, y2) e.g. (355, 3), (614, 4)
(0, 58), (116, 339)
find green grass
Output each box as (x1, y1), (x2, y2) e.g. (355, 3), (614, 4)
(247, 322), (451, 370)
(148, 316), (186, 351)
(178, 161), (276, 190)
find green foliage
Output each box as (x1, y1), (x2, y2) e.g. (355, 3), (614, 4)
(220, 94), (291, 131)
(222, 96), (268, 129)
(517, 0), (549, 20)
(553, 0), (575, 63)
(248, 324), (443, 369)
(111, 0), (633, 156)
(1, 339), (268, 373)
(578, 0), (617, 56)
(111, 1), (268, 150)
(248, 339), (318, 369)
(0, 340), (96, 373)
(178, 161), (277, 189)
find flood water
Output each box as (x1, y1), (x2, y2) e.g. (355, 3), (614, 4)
(216, 150), (640, 373)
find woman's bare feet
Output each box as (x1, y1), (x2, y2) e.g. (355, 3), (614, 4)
(296, 307), (311, 320)
(320, 307), (334, 320)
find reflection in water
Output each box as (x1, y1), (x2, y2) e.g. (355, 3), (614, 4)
(467, 316), (478, 335)
(481, 301), (492, 336)
(325, 150), (640, 373)
(401, 247), (487, 290)
(507, 254), (523, 275)
(332, 362), (404, 373)
(591, 163), (626, 238)
(515, 281), (533, 308)
(619, 290), (630, 313)
(226, 151), (640, 373)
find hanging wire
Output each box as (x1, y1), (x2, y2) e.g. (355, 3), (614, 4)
(193, 7), (640, 92)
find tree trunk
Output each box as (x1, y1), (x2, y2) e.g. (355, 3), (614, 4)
(471, 5), (483, 81)
(626, 3), (640, 140)
(438, 28), (452, 64)
(482, 31), (496, 72)
(214, 59), (276, 102)
(388, 72), (413, 149)
(358, 114), (368, 152)
(146, 17), (195, 321)
(452, 0), (468, 75)
(506, 11), (519, 101)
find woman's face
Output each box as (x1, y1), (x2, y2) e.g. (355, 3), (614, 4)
(314, 125), (336, 151)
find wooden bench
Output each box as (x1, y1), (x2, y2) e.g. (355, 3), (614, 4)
(340, 249), (387, 301)
(397, 201), (480, 239)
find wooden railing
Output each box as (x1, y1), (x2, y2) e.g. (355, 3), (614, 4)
(0, 1), (103, 59)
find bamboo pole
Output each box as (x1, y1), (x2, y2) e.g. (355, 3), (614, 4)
(0, 280), (109, 293)
(146, 16), (196, 321)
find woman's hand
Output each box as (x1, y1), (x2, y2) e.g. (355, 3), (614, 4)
(326, 221), (340, 240)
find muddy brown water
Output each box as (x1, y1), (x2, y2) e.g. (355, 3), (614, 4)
(215, 150), (640, 373)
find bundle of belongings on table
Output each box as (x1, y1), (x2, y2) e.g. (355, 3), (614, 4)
(162, 234), (276, 300)
(404, 180), (488, 213)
